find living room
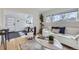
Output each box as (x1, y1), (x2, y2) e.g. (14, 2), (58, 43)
(0, 8), (79, 50)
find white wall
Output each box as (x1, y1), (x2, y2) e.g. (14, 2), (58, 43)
(0, 9), (1, 29)
(0, 9), (3, 29)
(42, 8), (79, 35)
(0, 8), (41, 33)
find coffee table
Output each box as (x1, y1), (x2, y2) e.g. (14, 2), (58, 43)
(35, 35), (63, 50)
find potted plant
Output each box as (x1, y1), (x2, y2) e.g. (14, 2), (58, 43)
(39, 14), (44, 35)
(49, 35), (54, 44)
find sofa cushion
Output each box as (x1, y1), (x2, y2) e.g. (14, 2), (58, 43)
(59, 27), (65, 34)
(51, 27), (65, 34)
(65, 27), (79, 35)
(52, 29), (60, 34)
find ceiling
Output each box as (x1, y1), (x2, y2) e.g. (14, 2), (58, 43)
(2, 8), (52, 13)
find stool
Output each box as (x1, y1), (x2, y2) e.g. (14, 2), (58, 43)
(0, 29), (9, 50)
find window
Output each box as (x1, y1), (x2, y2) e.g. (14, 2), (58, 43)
(26, 16), (33, 24)
(64, 12), (77, 20)
(46, 9), (78, 23)
(25, 15), (34, 27)
(52, 14), (63, 22)
(51, 11), (77, 22)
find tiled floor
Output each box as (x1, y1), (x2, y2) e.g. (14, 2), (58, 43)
(21, 39), (74, 50)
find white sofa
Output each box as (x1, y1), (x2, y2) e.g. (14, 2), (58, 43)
(43, 29), (79, 49)
(52, 33), (79, 49)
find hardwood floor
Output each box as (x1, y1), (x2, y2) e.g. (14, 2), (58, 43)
(21, 39), (75, 50)
(0, 36), (76, 50)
